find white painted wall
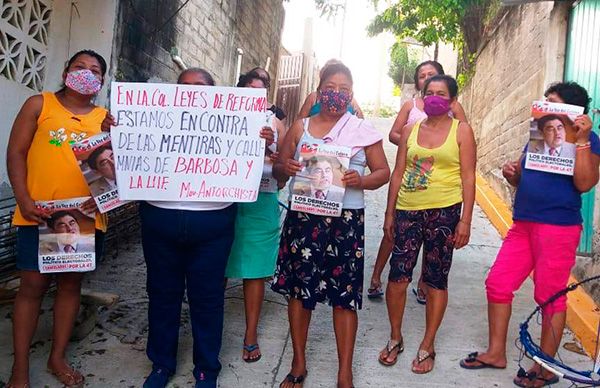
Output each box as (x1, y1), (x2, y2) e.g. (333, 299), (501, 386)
(0, 0), (117, 187)
(44, 0), (118, 107)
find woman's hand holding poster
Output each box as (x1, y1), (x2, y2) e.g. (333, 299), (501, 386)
(71, 132), (126, 213)
(37, 197), (96, 273)
(291, 144), (351, 217)
(110, 82), (267, 202)
(525, 101), (584, 176)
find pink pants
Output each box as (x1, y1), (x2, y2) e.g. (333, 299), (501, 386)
(485, 221), (581, 316)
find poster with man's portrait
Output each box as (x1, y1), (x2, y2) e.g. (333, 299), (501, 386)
(259, 110), (279, 193)
(37, 197), (96, 273)
(72, 132), (126, 212)
(525, 101), (584, 176)
(291, 143), (351, 217)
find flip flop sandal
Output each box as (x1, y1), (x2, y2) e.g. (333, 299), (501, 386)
(412, 287), (427, 305)
(513, 371), (559, 387)
(47, 367), (84, 387)
(243, 343), (262, 363)
(459, 351), (506, 370)
(378, 338), (404, 366)
(411, 349), (436, 374)
(367, 285), (384, 299)
(279, 370), (308, 387)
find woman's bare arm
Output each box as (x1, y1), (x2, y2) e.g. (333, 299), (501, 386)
(388, 100), (413, 145)
(7, 95), (44, 222)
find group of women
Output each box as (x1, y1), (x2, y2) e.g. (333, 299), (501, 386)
(5, 47), (600, 388)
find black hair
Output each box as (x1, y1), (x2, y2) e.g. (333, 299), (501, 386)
(248, 67), (270, 89)
(414, 61), (445, 90)
(544, 82), (591, 114)
(47, 210), (78, 230)
(177, 68), (215, 85)
(88, 145), (112, 170)
(236, 72), (267, 88)
(423, 74), (458, 98)
(307, 156), (342, 170)
(65, 49), (107, 77)
(318, 63), (353, 89)
(537, 114), (567, 132)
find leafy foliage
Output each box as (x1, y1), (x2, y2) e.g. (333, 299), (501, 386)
(305, 0), (501, 87)
(388, 39), (419, 87)
(367, 0), (493, 54)
(368, 0), (462, 47)
(313, 0), (346, 18)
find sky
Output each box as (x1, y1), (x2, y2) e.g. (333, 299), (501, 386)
(280, 0), (398, 108)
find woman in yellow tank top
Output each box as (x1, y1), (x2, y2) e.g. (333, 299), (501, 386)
(378, 75), (476, 374)
(6, 50), (109, 388)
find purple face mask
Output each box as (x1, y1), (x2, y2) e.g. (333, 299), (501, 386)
(423, 95), (451, 116)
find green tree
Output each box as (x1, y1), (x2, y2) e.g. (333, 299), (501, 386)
(388, 39), (419, 88)
(313, 0), (346, 18)
(367, 0), (494, 57)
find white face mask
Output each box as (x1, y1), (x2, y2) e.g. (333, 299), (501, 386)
(65, 69), (102, 95)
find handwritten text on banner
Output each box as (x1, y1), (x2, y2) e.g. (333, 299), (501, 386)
(110, 82), (266, 202)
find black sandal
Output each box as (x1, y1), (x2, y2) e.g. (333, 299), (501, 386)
(460, 351), (506, 370)
(280, 370), (308, 387)
(513, 370), (559, 387)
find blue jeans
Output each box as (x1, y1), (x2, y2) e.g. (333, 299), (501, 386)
(140, 202), (236, 384)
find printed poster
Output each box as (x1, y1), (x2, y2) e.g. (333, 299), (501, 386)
(37, 197), (96, 273)
(525, 101), (584, 176)
(291, 144), (351, 217)
(260, 110), (278, 193)
(110, 82), (267, 202)
(72, 132), (126, 213)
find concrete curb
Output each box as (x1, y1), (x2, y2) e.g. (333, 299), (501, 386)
(475, 173), (599, 357)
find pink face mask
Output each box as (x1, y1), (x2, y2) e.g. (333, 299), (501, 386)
(65, 69), (102, 95)
(423, 95), (451, 116)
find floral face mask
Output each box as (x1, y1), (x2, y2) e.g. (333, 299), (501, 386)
(65, 69), (102, 95)
(318, 89), (352, 114)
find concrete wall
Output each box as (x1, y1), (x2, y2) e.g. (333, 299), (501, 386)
(234, 0), (285, 88)
(461, 3), (600, 301)
(460, 2), (570, 206)
(0, 0), (118, 191)
(115, 0), (285, 98)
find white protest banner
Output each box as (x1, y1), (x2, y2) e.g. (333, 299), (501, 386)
(110, 82), (266, 201)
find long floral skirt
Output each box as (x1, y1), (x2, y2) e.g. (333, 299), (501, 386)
(271, 208), (365, 311)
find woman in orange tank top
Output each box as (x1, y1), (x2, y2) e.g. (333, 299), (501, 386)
(6, 50), (109, 388)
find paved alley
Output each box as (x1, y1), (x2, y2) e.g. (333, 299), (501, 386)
(0, 117), (592, 388)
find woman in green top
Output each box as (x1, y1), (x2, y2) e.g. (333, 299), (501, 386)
(225, 68), (286, 363)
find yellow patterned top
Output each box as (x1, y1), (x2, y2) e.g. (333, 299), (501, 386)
(396, 118), (462, 210)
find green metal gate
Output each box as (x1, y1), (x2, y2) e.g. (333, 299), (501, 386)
(565, 0), (600, 254)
